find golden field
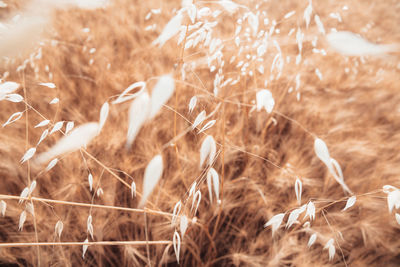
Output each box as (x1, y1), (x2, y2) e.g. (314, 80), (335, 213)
(0, 0), (399, 266)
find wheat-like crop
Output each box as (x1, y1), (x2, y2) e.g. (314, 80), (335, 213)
(0, 0), (399, 266)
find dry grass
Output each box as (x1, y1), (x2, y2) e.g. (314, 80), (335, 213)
(0, 0), (400, 266)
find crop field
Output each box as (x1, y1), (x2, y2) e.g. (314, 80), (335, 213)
(0, 0), (399, 266)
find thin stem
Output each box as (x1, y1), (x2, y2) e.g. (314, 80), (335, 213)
(21, 70), (40, 266)
(0, 194), (174, 218)
(0, 241), (172, 248)
(144, 212), (152, 267)
(81, 150), (130, 189)
(173, 23), (190, 190)
(321, 210), (348, 267)
(316, 189), (382, 211)
(221, 102), (225, 202)
(211, 103), (226, 240)
(21, 72), (30, 185)
(273, 110), (316, 138)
